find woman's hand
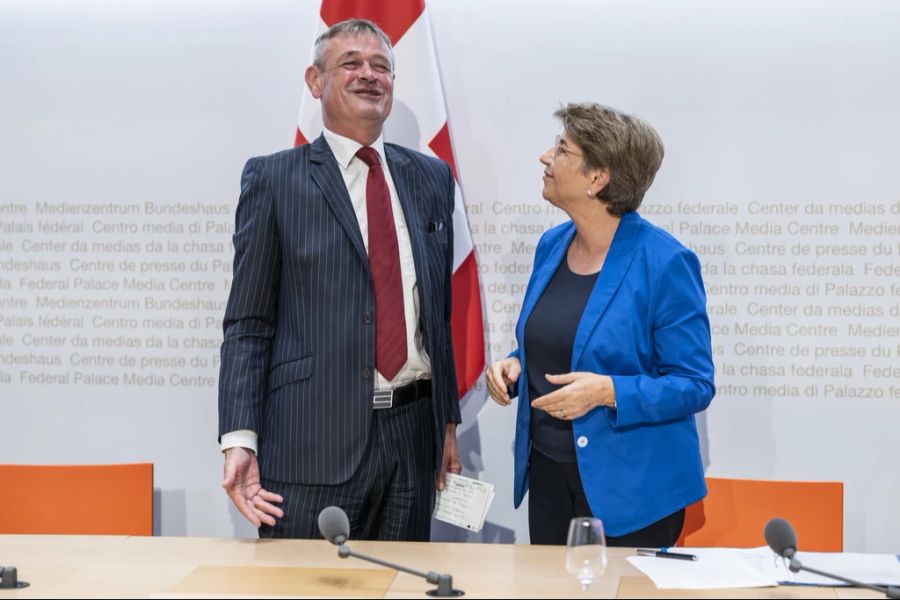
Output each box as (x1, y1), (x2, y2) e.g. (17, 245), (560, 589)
(531, 372), (616, 420)
(485, 358), (521, 406)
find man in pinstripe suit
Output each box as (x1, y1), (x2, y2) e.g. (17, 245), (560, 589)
(218, 19), (462, 541)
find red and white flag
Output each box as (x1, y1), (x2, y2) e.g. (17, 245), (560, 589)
(294, 0), (485, 399)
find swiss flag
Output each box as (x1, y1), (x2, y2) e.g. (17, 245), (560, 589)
(295, 0), (485, 399)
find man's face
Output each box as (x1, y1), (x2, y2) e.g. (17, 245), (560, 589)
(308, 32), (394, 132)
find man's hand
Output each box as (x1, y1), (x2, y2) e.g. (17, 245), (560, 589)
(437, 423), (462, 491)
(222, 447), (284, 527)
(485, 357), (521, 406)
(530, 372), (616, 421)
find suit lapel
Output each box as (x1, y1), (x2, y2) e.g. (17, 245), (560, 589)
(571, 211), (641, 369)
(385, 144), (433, 309)
(516, 222), (577, 343)
(308, 135), (369, 268)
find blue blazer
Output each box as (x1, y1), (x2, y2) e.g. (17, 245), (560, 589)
(218, 136), (460, 486)
(511, 212), (715, 536)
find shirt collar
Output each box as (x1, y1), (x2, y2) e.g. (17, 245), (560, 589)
(322, 127), (388, 171)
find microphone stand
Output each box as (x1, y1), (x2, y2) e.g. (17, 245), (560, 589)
(788, 557), (900, 599)
(0, 566), (29, 589)
(337, 544), (463, 597)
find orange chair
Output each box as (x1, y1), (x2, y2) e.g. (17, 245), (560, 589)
(678, 477), (843, 551)
(0, 463), (153, 536)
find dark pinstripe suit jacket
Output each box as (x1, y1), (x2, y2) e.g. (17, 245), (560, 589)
(218, 135), (461, 486)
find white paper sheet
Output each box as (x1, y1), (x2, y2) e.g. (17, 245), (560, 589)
(739, 546), (900, 587)
(626, 548), (778, 589)
(433, 473), (495, 532)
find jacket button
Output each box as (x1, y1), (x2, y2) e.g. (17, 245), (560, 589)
(576, 436), (588, 448)
(363, 312), (373, 324)
(362, 368), (372, 378)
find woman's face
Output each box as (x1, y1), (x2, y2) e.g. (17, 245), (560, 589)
(539, 133), (596, 209)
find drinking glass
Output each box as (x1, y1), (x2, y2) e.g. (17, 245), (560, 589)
(565, 517), (608, 591)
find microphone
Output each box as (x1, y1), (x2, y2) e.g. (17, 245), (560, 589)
(317, 505), (350, 545)
(0, 565), (30, 589)
(764, 518), (900, 599)
(763, 518), (796, 559)
(317, 506), (464, 597)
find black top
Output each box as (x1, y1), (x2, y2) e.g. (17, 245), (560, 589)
(524, 257), (599, 463)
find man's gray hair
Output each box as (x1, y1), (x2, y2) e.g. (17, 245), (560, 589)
(312, 19), (395, 71)
(555, 102), (665, 216)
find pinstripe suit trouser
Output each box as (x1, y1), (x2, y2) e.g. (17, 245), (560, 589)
(258, 395), (436, 541)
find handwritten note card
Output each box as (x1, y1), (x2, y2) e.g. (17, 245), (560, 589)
(433, 473), (495, 532)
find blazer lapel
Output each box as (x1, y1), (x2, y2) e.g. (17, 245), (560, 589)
(308, 135), (369, 268)
(516, 222), (577, 343)
(385, 145), (433, 309)
(571, 211), (641, 368)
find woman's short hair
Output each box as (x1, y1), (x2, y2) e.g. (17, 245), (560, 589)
(555, 103), (664, 215)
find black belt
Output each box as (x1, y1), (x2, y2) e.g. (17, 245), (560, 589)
(373, 379), (431, 410)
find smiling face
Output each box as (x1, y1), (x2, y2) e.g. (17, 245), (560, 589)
(305, 32), (394, 141)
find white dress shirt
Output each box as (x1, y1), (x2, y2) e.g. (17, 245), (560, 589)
(222, 129), (431, 453)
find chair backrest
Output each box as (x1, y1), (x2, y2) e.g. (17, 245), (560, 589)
(0, 463), (153, 536)
(678, 477), (843, 551)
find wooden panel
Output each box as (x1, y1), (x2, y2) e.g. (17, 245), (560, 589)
(170, 565), (397, 598)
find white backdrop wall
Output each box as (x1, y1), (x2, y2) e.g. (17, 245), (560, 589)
(1, 0), (898, 551)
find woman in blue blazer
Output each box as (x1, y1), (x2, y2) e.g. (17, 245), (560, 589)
(486, 103), (715, 546)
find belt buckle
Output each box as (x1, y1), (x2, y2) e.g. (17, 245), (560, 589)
(373, 389), (393, 410)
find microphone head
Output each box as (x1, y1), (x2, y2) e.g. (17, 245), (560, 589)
(764, 517), (797, 558)
(318, 505), (350, 545)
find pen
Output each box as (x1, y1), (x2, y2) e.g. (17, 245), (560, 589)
(636, 548), (698, 561)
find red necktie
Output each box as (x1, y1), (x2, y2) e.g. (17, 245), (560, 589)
(356, 146), (407, 381)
